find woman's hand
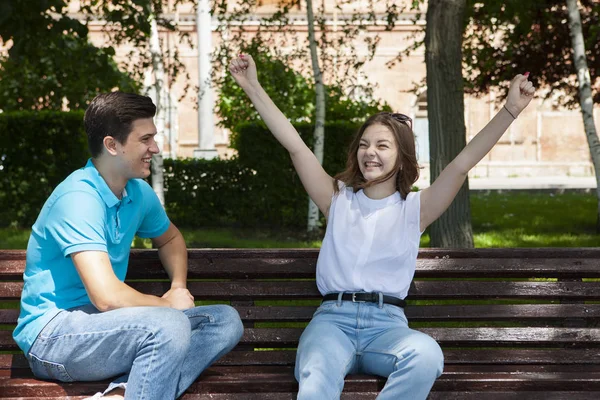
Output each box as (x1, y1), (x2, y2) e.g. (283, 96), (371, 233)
(229, 53), (258, 89)
(504, 72), (536, 118)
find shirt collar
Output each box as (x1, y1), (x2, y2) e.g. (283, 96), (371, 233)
(356, 189), (401, 218)
(84, 159), (134, 208)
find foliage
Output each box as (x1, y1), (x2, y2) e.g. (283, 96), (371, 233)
(216, 47), (314, 131)
(462, 0), (600, 107)
(216, 39), (391, 132)
(0, 0), (193, 111)
(212, 0), (404, 117)
(326, 85), (392, 123)
(396, 0), (600, 107)
(0, 111), (89, 226)
(3, 191), (599, 248)
(0, 112), (384, 230)
(0, 1), (137, 111)
(231, 121), (360, 228)
(159, 121), (363, 229)
(161, 157), (257, 227)
(78, 0), (193, 98)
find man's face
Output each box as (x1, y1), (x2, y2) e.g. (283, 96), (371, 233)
(115, 118), (159, 179)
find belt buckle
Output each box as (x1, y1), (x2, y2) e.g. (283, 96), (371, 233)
(352, 293), (365, 303)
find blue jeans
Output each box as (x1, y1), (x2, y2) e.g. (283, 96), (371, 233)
(27, 304), (244, 399)
(295, 296), (444, 400)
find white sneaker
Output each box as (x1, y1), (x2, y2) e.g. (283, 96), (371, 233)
(82, 394), (103, 400)
(81, 381), (126, 399)
(83, 393), (125, 400)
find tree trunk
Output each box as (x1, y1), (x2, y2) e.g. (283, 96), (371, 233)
(425, 0), (473, 248)
(148, 13), (165, 206)
(566, 0), (600, 232)
(305, 0), (326, 235)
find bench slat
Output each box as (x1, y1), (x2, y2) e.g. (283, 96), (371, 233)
(231, 303), (600, 322)
(2, 281), (600, 301)
(3, 249), (600, 280)
(427, 393), (599, 400)
(2, 248), (600, 398)
(213, 348), (600, 367)
(4, 348), (600, 370)
(2, 366), (600, 397)
(3, 304), (600, 325)
(240, 327), (600, 347)
(0, 392), (595, 400)
(2, 247), (597, 260)
(152, 281), (600, 300)
(182, 366), (600, 392)
(127, 258), (600, 279)
(4, 259), (600, 280)
(0, 309), (18, 324)
(2, 327), (600, 351)
(179, 393), (600, 400)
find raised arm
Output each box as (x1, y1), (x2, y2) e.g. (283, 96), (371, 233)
(229, 54), (335, 216)
(420, 73), (535, 232)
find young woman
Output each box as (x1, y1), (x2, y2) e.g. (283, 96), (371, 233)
(230, 54), (535, 400)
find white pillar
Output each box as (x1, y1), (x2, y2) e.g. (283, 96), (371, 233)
(194, 0), (218, 159)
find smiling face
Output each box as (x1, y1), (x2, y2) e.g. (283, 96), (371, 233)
(357, 123), (399, 183)
(334, 112), (419, 199)
(114, 118), (159, 179)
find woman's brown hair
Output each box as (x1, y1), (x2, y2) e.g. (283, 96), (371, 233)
(333, 112), (420, 199)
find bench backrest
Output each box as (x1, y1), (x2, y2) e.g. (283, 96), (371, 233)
(2, 248), (600, 367)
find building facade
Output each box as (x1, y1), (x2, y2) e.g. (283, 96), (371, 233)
(50, 1), (600, 181)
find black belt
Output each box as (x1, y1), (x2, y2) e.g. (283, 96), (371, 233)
(322, 292), (406, 308)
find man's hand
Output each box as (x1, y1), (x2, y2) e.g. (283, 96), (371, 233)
(162, 287), (195, 310)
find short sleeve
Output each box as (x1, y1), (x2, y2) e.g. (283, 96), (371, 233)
(405, 190), (423, 235)
(326, 180), (348, 224)
(135, 180), (171, 238)
(46, 192), (108, 257)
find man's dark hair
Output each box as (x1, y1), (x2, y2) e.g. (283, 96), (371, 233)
(84, 92), (156, 157)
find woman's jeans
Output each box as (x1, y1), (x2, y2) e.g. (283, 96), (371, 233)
(295, 297), (444, 400)
(27, 304), (244, 400)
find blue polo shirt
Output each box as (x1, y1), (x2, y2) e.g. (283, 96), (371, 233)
(13, 159), (170, 354)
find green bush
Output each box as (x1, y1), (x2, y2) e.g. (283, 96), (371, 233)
(0, 111), (363, 230)
(0, 111), (89, 227)
(161, 121), (361, 229)
(162, 158), (256, 227)
(215, 43), (391, 132)
(233, 121), (361, 228)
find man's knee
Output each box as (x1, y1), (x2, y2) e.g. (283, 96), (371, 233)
(148, 308), (192, 356)
(214, 305), (244, 348)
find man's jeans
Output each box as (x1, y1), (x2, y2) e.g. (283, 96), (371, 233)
(295, 297), (444, 400)
(27, 304), (244, 399)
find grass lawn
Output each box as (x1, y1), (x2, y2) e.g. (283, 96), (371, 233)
(1, 191), (598, 249)
(468, 191), (599, 247)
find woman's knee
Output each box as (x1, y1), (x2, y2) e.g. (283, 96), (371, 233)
(407, 334), (444, 376)
(296, 362), (345, 400)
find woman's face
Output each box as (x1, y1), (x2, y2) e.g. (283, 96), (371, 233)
(357, 123), (399, 182)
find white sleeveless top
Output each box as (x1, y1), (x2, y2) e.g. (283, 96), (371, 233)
(316, 184), (423, 299)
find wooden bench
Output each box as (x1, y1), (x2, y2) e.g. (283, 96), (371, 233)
(1, 248), (600, 399)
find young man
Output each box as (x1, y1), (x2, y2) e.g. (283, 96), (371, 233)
(13, 92), (243, 400)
